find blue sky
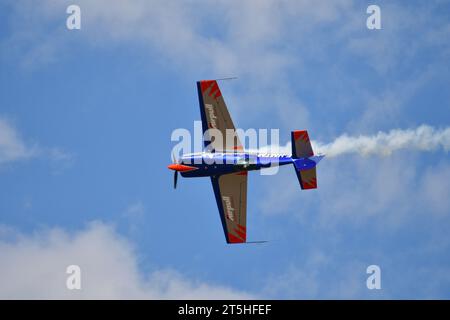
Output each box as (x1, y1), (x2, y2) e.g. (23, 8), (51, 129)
(0, 0), (449, 299)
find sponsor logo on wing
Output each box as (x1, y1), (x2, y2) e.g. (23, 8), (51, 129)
(205, 103), (217, 129)
(222, 196), (235, 221)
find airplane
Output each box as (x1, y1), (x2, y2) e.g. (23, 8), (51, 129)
(168, 80), (324, 244)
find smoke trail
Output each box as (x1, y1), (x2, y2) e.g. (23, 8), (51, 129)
(257, 125), (450, 158)
(313, 125), (450, 158)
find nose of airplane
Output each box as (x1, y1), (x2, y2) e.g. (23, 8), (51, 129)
(167, 163), (197, 172)
(167, 164), (179, 171)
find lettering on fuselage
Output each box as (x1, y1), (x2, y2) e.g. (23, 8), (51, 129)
(256, 153), (290, 158)
(205, 104), (217, 129)
(222, 196), (235, 221)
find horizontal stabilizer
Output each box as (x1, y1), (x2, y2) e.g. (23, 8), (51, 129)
(291, 130), (321, 190)
(295, 167), (317, 190)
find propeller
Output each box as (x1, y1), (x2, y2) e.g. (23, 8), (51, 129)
(173, 171), (178, 189)
(171, 151), (179, 189)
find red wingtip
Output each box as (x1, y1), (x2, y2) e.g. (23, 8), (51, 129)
(302, 178), (317, 189)
(228, 233), (246, 243)
(199, 80), (222, 98)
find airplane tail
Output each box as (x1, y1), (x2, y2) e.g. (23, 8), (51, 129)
(291, 130), (324, 190)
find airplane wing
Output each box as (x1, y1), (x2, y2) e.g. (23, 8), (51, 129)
(211, 172), (247, 243)
(197, 80), (243, 152)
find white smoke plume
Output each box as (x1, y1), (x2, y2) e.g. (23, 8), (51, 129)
(313, 125), (450, 158)
(261, 125), (450, 158)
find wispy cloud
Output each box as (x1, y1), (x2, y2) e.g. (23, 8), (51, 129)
(2, 0), (357, 129)
(5, 0), (448, 133)
(262, 252), (368, 299)
(0, 116), (73, 170)
(0, 117), (36, 165)
(121, 201), (146, 235)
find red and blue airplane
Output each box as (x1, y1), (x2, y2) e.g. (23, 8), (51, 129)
(168, 80), (324, 244)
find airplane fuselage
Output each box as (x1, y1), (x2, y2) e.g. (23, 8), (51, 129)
(169, 152), (321, 178)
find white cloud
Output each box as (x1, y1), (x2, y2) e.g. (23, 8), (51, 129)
(0, 117), (36, 165)
(0, 222), (254, 299)
(6, 0), (352, 73)
(0, 116), (73, 170)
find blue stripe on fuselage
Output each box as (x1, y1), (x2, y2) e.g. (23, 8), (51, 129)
(180, 153), (293, 177)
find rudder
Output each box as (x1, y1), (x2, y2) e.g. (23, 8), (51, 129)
(291, 130), (320, 190)
(291, 130), (314, 158)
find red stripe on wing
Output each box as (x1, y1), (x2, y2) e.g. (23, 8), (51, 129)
(293, 130), (310, 142)
(228, 233), (245, 243)
(234, 228), (246, 241)
(200, 80), (222, 98)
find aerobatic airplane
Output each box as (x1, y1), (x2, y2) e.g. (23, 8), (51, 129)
(168, 80), (324, 244)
